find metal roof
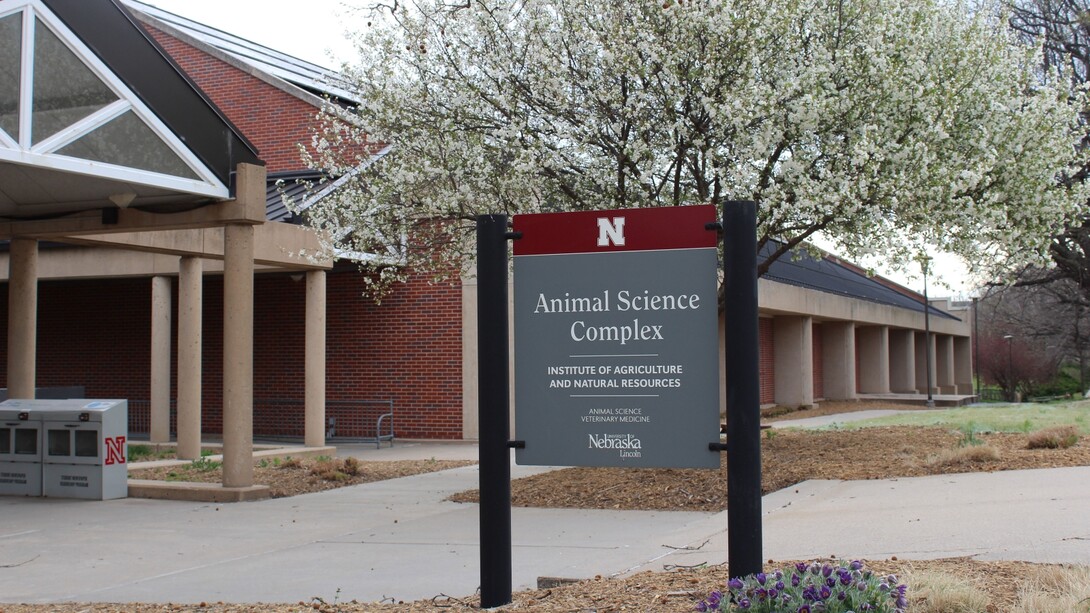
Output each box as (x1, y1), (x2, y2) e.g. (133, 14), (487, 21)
(762, 242), (959, 321)
(266, 170), (323, 223)
(120, 0), (358, 103)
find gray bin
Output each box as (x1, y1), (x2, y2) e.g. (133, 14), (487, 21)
(0, 399), (128, 500)
(0, 402), (43, 496)
(40, 400), (128, 500)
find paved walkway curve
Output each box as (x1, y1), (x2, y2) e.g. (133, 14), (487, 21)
(0, 445), (1087, 605)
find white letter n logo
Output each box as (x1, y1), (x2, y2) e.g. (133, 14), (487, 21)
(596, 216), (626, 247)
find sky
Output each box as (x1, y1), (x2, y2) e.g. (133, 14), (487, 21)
(138, 0), (976, 298)
(139, 0), (360, 68)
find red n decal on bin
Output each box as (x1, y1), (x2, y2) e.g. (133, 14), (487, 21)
(105, 436), (126, 465)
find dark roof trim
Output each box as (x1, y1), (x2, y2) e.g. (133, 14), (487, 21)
(761, 243), (959, 321)
(42, 0), (262, 192)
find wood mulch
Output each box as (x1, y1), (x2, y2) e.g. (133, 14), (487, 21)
(128, 457), (476, 498)
(449, 425), (1090, 511)
(0, 557), (1074, 612)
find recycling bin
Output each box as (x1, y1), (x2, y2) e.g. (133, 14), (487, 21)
(40, 400), (128, 500)
(0, 400), (43, 496)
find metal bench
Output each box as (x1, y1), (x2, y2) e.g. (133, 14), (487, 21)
(325, 399), (394, 448)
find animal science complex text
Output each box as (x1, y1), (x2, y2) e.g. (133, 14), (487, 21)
(533, 289), (702, 345)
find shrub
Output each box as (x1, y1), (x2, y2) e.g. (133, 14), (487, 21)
(1011, 564), (1090, 613)
(189, 457), (221, 472)
(1026, 426), (1080, 450)
(901, 569), (990, 612)
(695, 560), (907, 612)
(309, 458), (357, 482)
(924, 445), (1000, 469)
(278, 456), (303, 469)
(342, 456), (361, 476)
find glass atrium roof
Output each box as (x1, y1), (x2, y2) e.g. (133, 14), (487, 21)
(0, 0), (258, 219)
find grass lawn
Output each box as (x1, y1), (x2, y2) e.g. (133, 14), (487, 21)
(832, 399), (1090, 434)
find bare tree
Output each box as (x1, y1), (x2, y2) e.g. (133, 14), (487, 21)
(977, 278), (1084, 395)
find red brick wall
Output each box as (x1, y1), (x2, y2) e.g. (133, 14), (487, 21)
(0, 269), (463, 440)
(142, 24), (319, 173)
(812, 323), (824, 400)
(759, 317), (775, 405)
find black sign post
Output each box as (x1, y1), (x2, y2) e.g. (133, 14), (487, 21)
(723, 200), (763, 579)
(476, 214), (512, 608)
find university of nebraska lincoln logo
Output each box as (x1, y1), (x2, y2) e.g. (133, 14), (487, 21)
(596, 216), (626, 247)
(104, 436), (126, 465)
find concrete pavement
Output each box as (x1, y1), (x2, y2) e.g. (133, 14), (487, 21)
(0, 444), (1087, 605)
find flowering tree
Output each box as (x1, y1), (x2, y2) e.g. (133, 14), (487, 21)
(301, 0), (1088, 295)
(1007, 0), (1090, 298)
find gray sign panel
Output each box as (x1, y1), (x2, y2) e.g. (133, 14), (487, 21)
(514, 248), (720, 468)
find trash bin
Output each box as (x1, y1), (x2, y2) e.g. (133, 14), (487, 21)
(39, 400), (128, 500)
(0, 401), (43, 496)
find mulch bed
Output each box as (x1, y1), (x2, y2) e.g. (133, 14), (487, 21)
(450, 426), (1090, 511)
(129, 457), (476, 498)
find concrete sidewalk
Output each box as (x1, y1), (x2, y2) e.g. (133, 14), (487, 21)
(1, 448), (1088, 606)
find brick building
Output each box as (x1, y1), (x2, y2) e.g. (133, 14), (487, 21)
(1, 0), (974, 452)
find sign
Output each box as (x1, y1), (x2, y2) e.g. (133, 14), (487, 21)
(513, 205), (720, 468)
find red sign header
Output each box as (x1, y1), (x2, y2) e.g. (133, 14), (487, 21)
(512, 205), (718, 256)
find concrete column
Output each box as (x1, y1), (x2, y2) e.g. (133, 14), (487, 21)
(304, 270), (326, 447)
(822, 322), (856, 400)
(150, 275), (172, 443)
(888, 329), (917, 393)
(7, 238), (37, 399)
(223, 222), (255, 488)
(773, 316), (814, 408)
(177, 257), (202, 460)
(936, 335), (956, 393)
(914, 331), (937, 395)
(954, 336), (973, 394)
(857, 326), (890, 393)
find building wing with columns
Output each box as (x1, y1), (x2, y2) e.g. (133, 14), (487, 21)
(1, 0), (973, 458)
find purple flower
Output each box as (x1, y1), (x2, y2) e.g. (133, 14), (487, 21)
(822, 564), (833, 578)
(797, 606), (811, 613)
(819, 586), (832, 600)
(826, 577), (836, 588)
(796, 562), (809, 574)
(769, 588), (779, 599)
(839, 573), (853, 586)
(776, 581), (785, 591)
(850, 560), (864, 570)
(695, 602), (708, 612)
(707, 591), (721, 606)
(738, 598), (751, 609)
(837, 591), (847, 601)
(792, 574), (801, 587)
(728, 577), (744, 591)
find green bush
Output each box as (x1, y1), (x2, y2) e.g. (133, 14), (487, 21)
(1029, 370), (1081, 397)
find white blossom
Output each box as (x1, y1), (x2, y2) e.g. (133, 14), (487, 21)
(297, 0), (1089, 294)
